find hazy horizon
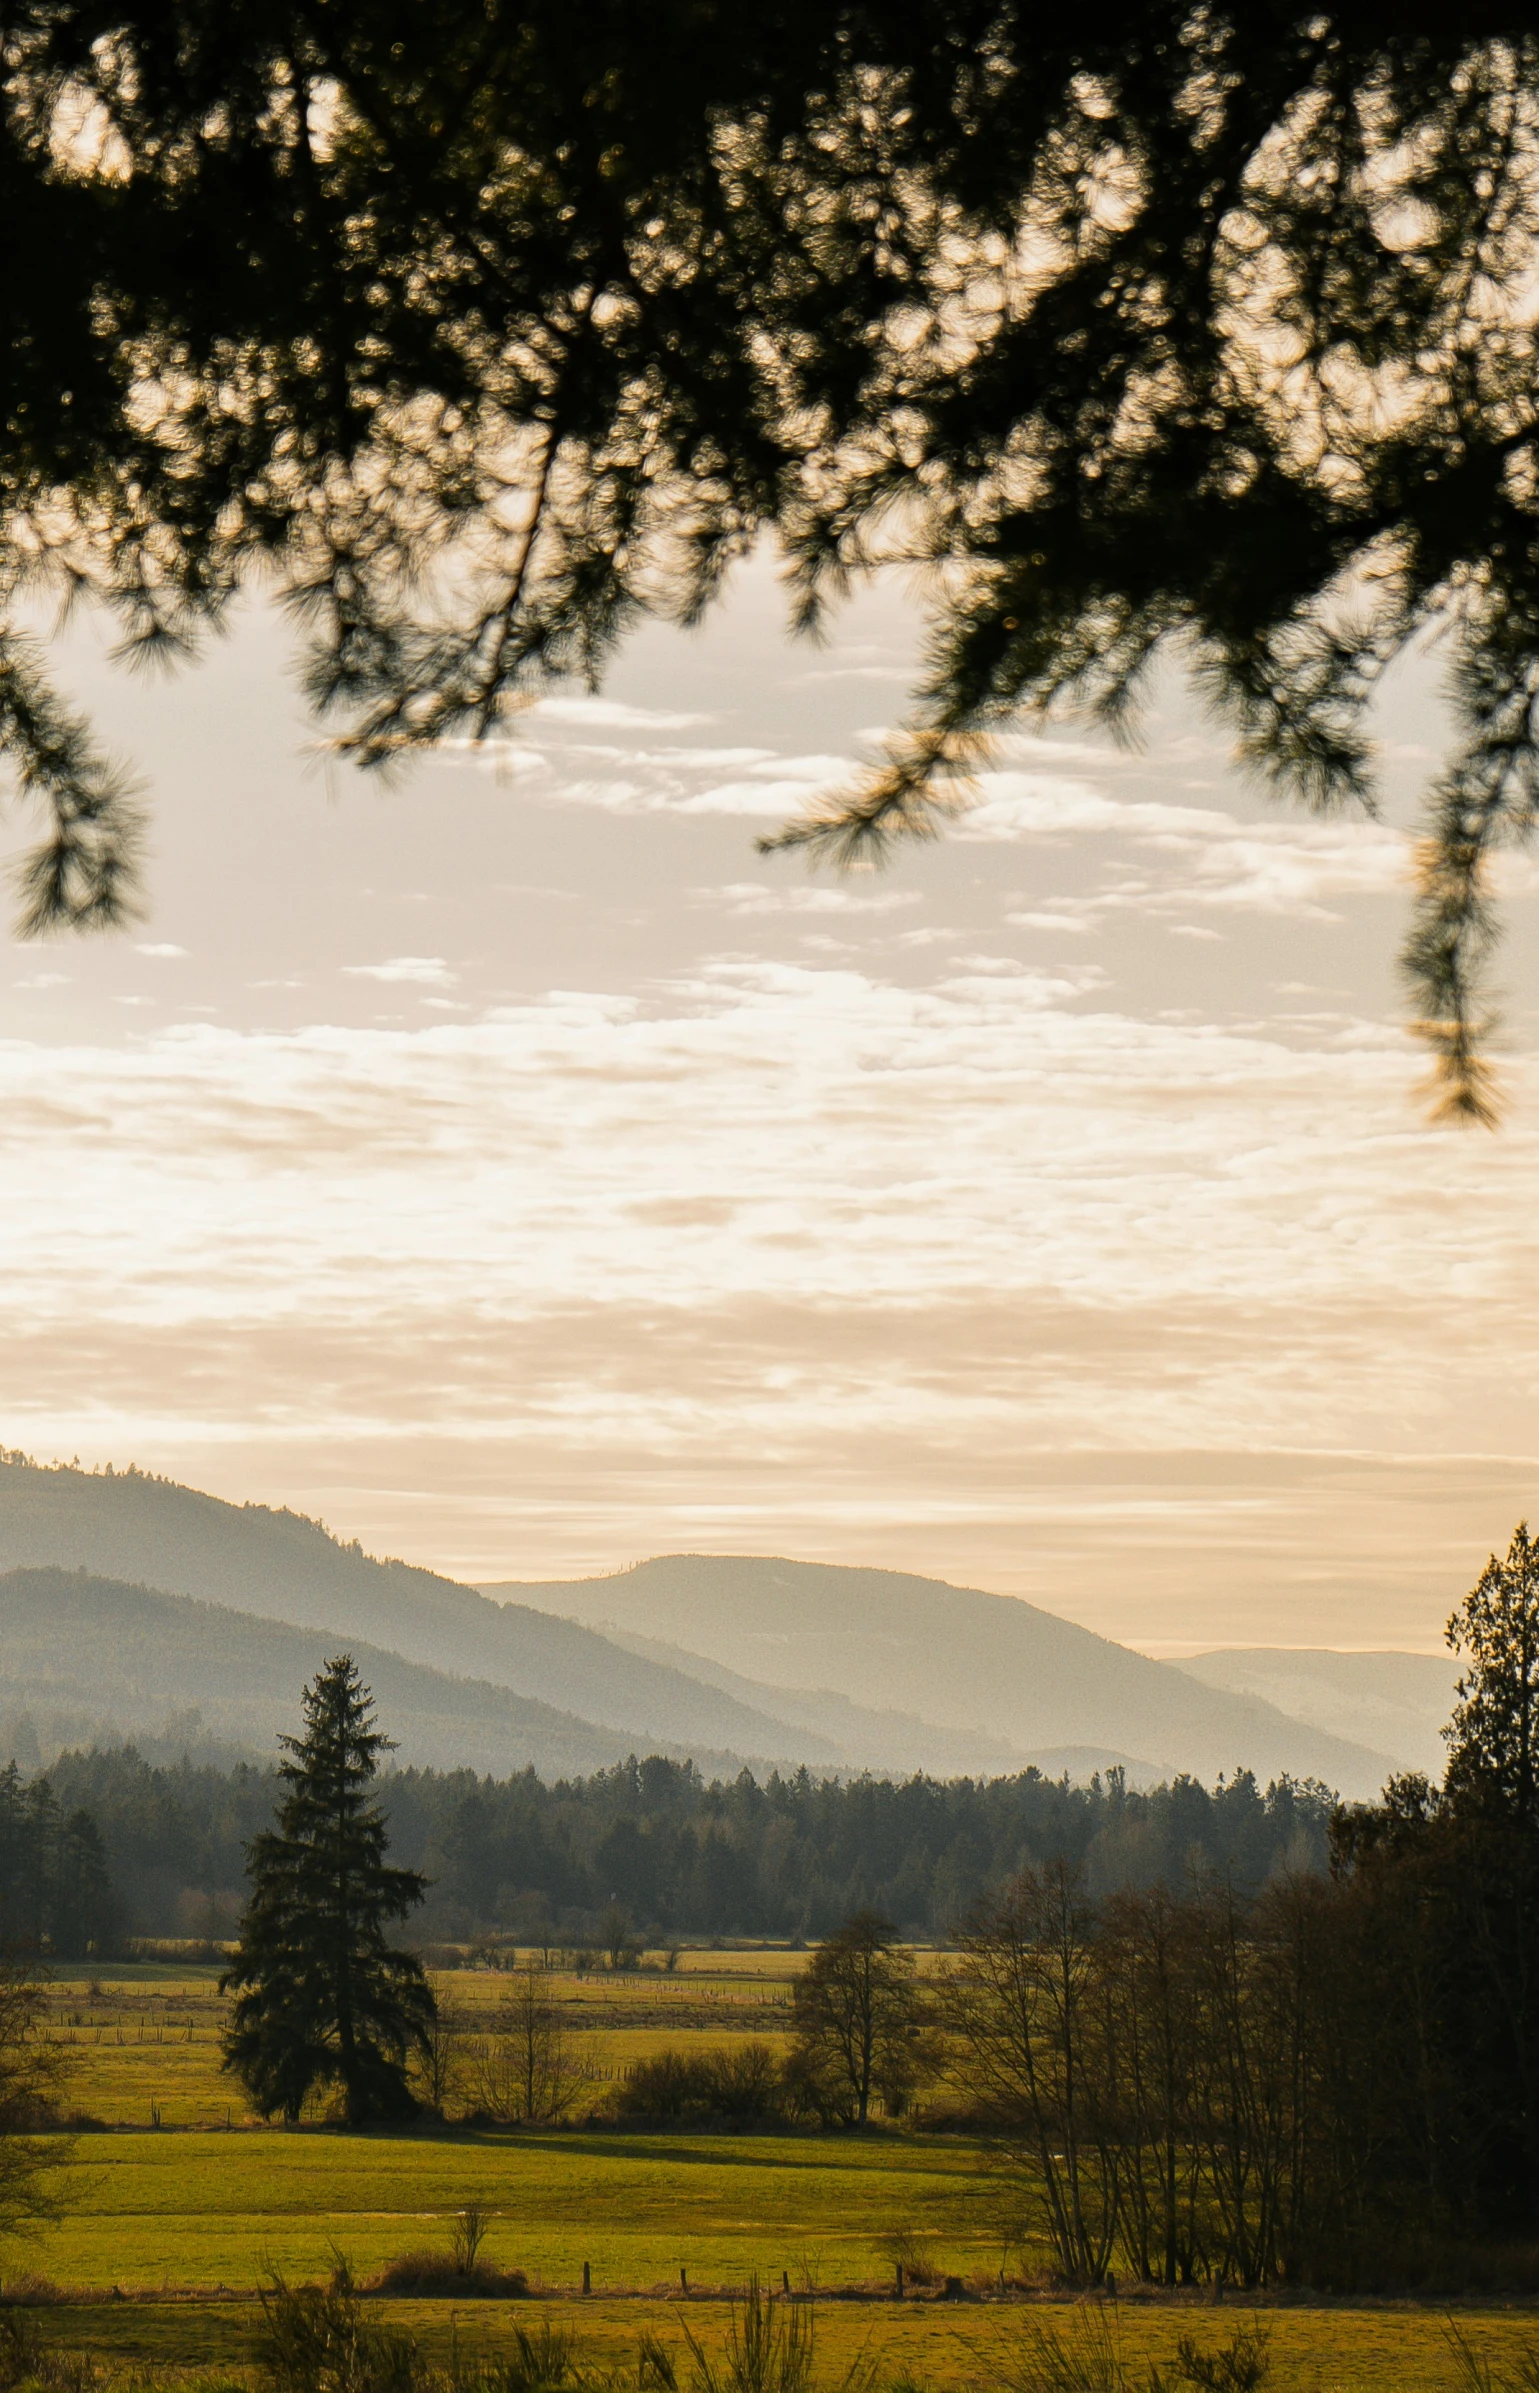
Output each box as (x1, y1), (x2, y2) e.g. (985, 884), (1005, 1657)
(3, 556), (1537, 1654)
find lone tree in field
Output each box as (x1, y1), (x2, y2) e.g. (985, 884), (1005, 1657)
(789, 1910), (922, 2126)
(222, 1656), (435, 2125)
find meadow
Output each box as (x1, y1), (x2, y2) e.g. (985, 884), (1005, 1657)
(10, 1953), (1539, 2392)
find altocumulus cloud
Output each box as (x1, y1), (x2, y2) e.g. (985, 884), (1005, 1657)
(0, 957), (1536, 1643)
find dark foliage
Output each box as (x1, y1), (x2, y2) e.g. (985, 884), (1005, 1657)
(41, 1744), (276, 1941)
(0, 1954), (75, 2242)
(3, 7), (1539, 1101)
(1443, 1519), (1539, 1824)
(0, 1763), (117, 1956)
(41, 1744), (1332, 1943)
(1324, 1521), (1539, 2245)
(787, 1910), (921, 2126)
(221, 1655), (436, 2125)
(616, 2040), (786, 2124)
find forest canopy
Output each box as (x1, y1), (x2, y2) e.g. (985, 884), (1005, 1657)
(40, 1745), (1330, 1946)
(5, 4), (1539, 1107)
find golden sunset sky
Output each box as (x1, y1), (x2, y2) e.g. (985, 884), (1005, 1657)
(3, 561), (1537, 1653)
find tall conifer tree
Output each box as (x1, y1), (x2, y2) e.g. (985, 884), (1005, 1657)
(222, 1657), (434, 2124)
(1445, 1521), (1539, 1826)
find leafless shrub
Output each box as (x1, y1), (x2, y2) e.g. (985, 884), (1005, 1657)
(411, 1995), (468, 2116)
(472, 1965), (593, 2125)
(877, 2230), (941, 2289)
(366, 2251), (530, 2300)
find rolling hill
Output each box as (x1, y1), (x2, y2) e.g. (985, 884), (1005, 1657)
(490, 1554), (1401, 1797)
(1176, 1648), (1458, 1778)
(0, 1457), (1132, 1778)
(0, 1566), (761, 1778)
(0, 1456), (1403, 1792)
(0, 1459), (839, 1765)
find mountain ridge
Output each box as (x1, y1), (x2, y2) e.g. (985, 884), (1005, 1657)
(0, 1565), (766, 1778)
(1176, 1646), (1458, 1777)
(0, 1460), (842, 1764)
(0, 1458), (1401, 1795)
(486, 1553), (1400, 1797)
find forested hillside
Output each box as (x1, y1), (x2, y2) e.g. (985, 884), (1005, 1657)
(0, 1463), (842, 1764)
(46, 1745), (1332, 1944)
(0, 1568), (766, 1779)
(0, 1455), (1397, 1789)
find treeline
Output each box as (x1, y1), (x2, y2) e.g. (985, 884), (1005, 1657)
(934, 1526), (1539, 2282)
(0, 1763), (117, 1955)
(948, 1862), (1438, 2288)
(40, 1744), (1334, 1942)
(944, 1780), (1539, 2284)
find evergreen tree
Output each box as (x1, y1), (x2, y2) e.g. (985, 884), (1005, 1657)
(1330, 1523), (1539, 2231)
(1445, 1521), (1539, 1825)
(5, 7), (1539, 1101)
(55, 1809), (117, 1958)
(222, 1657), (435, 2125)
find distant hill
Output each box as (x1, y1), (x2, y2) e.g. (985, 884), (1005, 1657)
(0, 1456), (1144, 1780)
(0, 1457), (1404, 1794)
(489, 1554), (1400, 1798)
(0, 1459), (840, 1766)
(0, 1566), (759, 1778)
(599, 1627), (1050, 1776)
(1175, 1648), (1458, 1778)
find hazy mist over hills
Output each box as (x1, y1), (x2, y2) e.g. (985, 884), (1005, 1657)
(0, 1458), (844, 1765)
(0, 1566), (757, 1777)
(1175, 1648), (1459, 1780)
(491, 1555), (1401, 1795)
(0, 1456), (1427, 1798)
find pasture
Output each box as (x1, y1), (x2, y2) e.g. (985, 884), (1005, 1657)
(9, 1954), (1539, 2391)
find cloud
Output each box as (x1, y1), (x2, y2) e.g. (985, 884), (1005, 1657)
(706, 884), (921, 919)
(962, 771), (1410, 919)
(527, 695), (713, 731)
(472, 740), (867, 822)
(428, 706), (1411, 930)
(796, 665), (912, 684)
(3, 952), (1537, 1642)
(342, 957), (456, 986)
(135, 942), (189, 960)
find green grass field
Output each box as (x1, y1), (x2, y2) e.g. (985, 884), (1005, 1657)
(34, 2127), (999, 2293)
(18, 2288), (1539, 2393)
(7, 1957), (1537, 2391)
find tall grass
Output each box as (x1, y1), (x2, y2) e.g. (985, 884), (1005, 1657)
(254, 2266), (872, 2393)
(1444, 2321), (1539, 2393)
(974, 2302), (1270, 2393)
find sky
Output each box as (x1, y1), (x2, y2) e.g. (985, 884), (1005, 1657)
(2, 556), (1538, 1655)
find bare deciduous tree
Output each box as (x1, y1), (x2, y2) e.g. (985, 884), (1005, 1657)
(412, 1991), (468, 2117)
(948, 1862), (1353, 2289)
(948, 1863), (1119, 2287)
(473, 1963), (592, 2125)
(788, 1911), (926, 2127)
